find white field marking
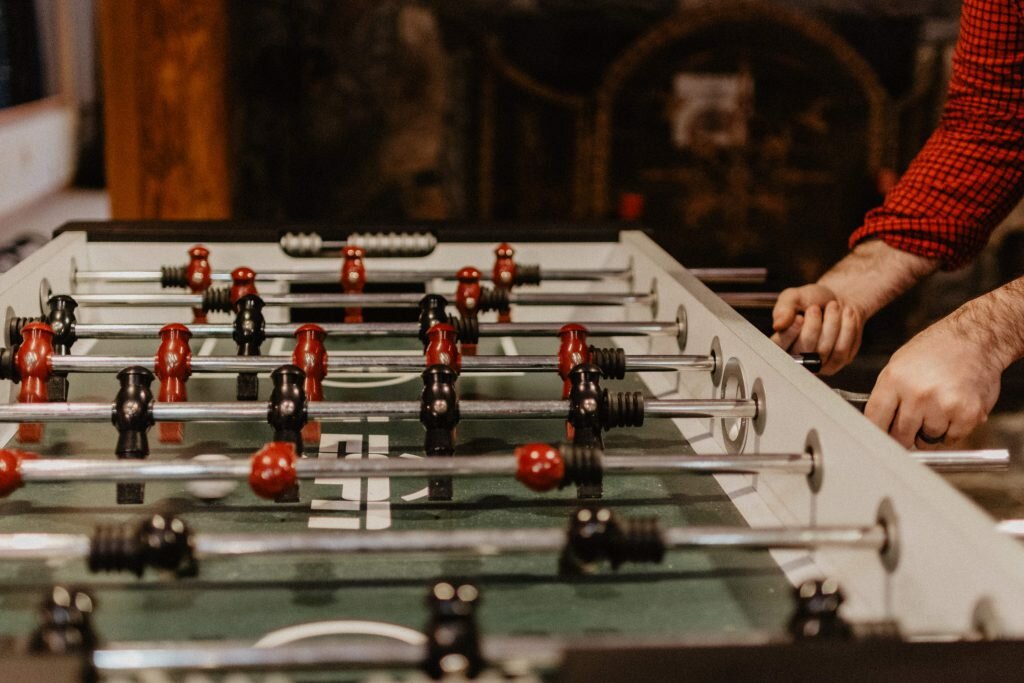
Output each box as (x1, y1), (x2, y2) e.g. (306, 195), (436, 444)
(323, 375), (418, 389)
(499, 335), (520, 357)
(365, 435), (389, 500)
(72, 339), (98, 355)
(323, 370), (528, 390)
(310, 499), (359, 512)
(174, 334), (387, 382)
(268, 337), (287, 355)
(309, 431), (394, 530)
(322, 340), (526, 389)
(398, 452), (429, 501)
(309, 495), (360, 528)
(0, 424), (16, 447)
(314, 434), (362, 487)
(308, 433), (363, 530)
(307, 512), (360, 529)
(197, 337), (218, 356)
(321, 346), (419, 389)
(168, 337), (525, 386)
(772, 552), (821, 588)
(340, 452), (364, 500)
(365, 434), (391, 530)
(254, 620), (426, 648)
(685, 431), (717, 446)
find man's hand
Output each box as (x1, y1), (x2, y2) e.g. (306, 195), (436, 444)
(864, 319), (1001, 449)
(769, 240), (939, 375)
(863, 276), (1024, 449)
(771, 284), (864, 374)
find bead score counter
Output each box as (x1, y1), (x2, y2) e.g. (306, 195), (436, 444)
(2, 223), (1024, 680)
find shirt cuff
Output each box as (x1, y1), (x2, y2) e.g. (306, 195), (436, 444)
(849, 222), (973, 271)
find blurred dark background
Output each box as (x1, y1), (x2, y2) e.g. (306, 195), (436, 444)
(226, 0), (956, 288)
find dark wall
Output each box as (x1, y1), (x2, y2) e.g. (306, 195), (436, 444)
(229, 0), (454, 222)
(0, 0), (44, 108)
(228, 0), (960, 291)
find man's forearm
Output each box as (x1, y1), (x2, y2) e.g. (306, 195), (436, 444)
(817, 240), (939, 319)
(946, 277), (1024, 371)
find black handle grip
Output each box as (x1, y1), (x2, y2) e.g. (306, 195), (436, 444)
(796, 353), (822, 373)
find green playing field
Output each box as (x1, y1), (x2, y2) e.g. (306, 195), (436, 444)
(0, 333), (793, 645)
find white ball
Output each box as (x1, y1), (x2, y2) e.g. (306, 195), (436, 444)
(184, 453), (239, 502)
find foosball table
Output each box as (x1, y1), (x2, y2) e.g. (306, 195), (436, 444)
(2, 222), (1024, 681)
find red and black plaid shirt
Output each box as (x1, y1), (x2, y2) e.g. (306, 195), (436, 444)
(851, 0), (1024, 269)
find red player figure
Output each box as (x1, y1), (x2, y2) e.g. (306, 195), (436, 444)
(492, 243), (516, 323)
(249, 441), (298, 499)
(557, 324), (590, 399)
(455, 266), (482, 356)
(230, 267), (258, 306)
(424, 323), (461, 374)
(15, 322), (53, 443)
(292, 324), (328, 444)
(185, 246), (212, 324)
(0, 449), (36, 497)
(340, 245), (367, 323)
(514, 443), (565, 492)
(155, 323), (193, 443)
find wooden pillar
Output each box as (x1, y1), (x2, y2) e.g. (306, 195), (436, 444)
(98, 0), (230, 219)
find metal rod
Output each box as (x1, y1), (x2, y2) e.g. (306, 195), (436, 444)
(22, 458), (253, 482)
(47, 353), (715, 375)
(16, 448), (999, 487)
(306, 401), (556, 420)
(687, 267), (767, 284)
(70, 291), (656, 309)
(193, 524), (864, 555)
(16, 452), (817, 485)
(718, 292), (778, 309)
(225, 528), (567, 558)
(642, 399), (756, 419)
(661, 524), (887, 551)
(998, 520), (1024, 539)
(915, 449), (1010, 472)
(95, 632), (792, 673)
(71, 292), (205, 306)
(622, 355), (715, 372)
(0, 533), (91, 559)
(76, 265), (636, 285)
(0, 403), (113, 421)
(153, 403), (272, 421)
(0, 397), (759, 422)
(93, 640), (431, 672)
(75, 271), (165, 283)
(70, 320), (683, 340)
(0, 523), (885, 563)
(74, 266), (767, 287)
(513, 292), (654, 306)
(73, 323), (235, 339)
(192, 528), (888, 557)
